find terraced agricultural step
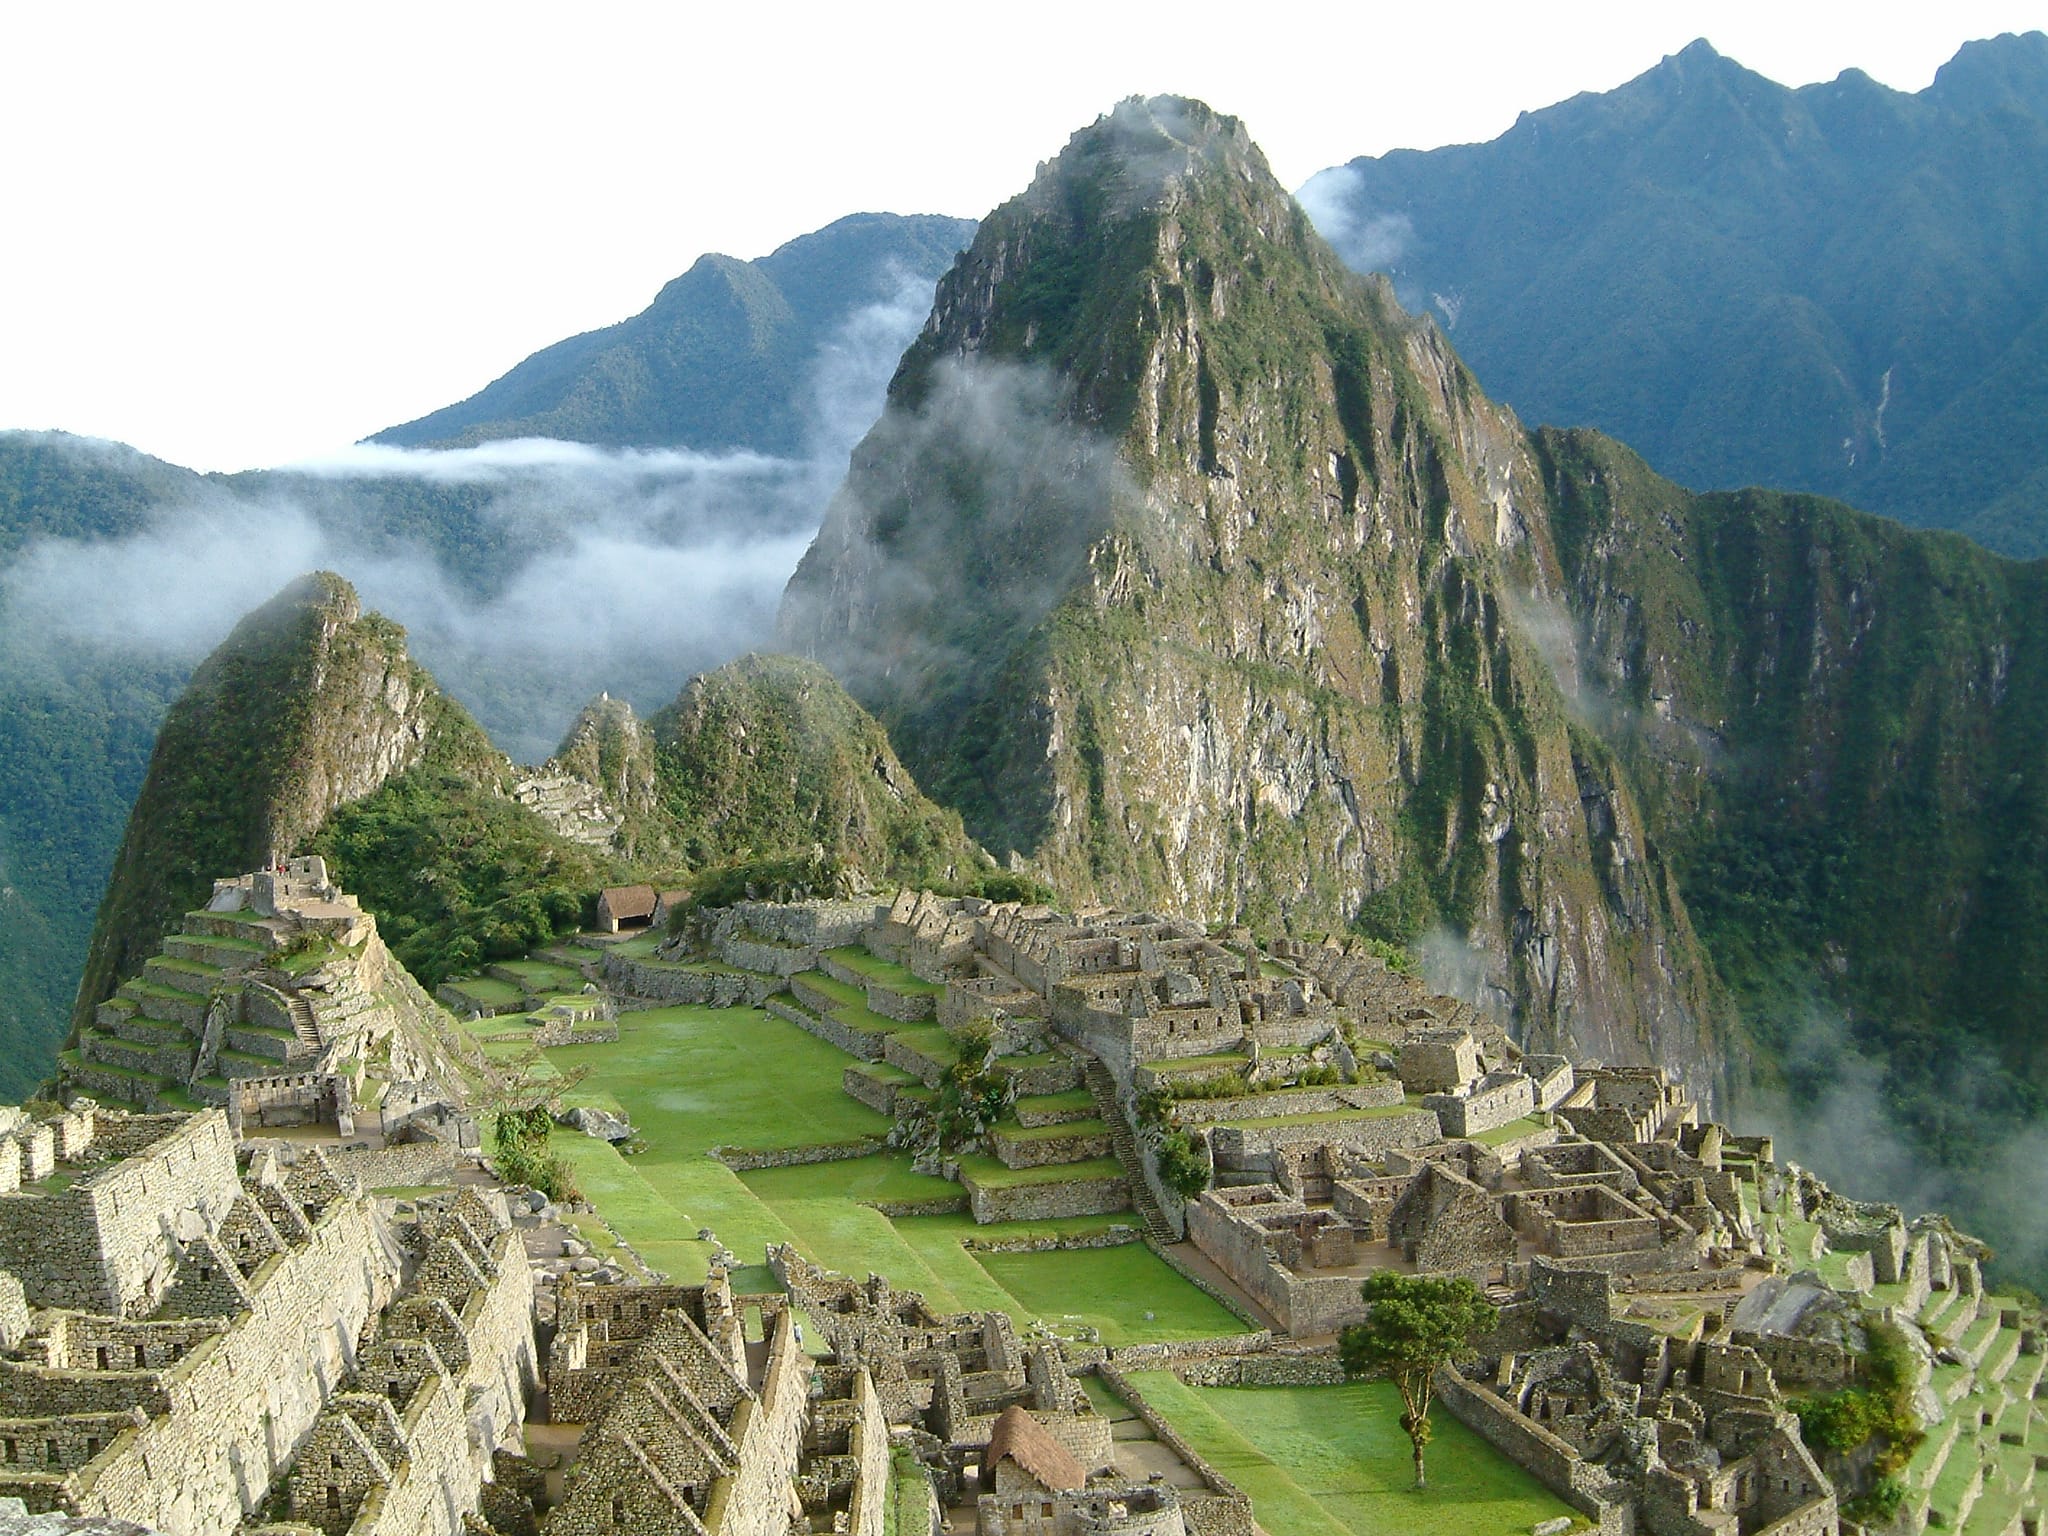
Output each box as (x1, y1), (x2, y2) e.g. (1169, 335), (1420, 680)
(81, 1028), (191, 1081)
(107, 1011), (191, 1049)
(1910, 1410), (1964, 1494)
(1961, 1314), (2006, 1369)
(1013, 1090), (1101, 1129)
(990, 1118), (1112, 1170)
(119, 978), (210, 1029)
(1985, 1327), (2025, 1384)
(162, 931), (271, 971)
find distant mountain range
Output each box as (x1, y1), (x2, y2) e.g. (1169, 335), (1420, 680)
(1303, 31), (2048, 555)
(372, 213), (975, 455)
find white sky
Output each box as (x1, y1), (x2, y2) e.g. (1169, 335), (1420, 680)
(1, 1), (2041, 472)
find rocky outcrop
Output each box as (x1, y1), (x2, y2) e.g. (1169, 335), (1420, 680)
(781, 97), (1724, 1094)
(526, 693), (664, 854)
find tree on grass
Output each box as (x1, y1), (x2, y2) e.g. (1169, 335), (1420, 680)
(1340, 1270), (1497, 1487)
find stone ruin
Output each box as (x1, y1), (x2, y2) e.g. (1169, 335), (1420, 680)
(767, 1248), (1248, 1536)
(0, 1104), (534, 1536)
(61, 859), (470, 1142)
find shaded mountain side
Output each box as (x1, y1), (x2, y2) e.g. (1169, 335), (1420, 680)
(1302, 31), (2048, 554)
(71, 572), (497, 1030)
(372, 213), (976, 455)
(1534, 427), (2048, 1185)
(782, 97), (1727, 1090)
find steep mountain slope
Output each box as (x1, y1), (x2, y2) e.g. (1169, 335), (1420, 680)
(372, 213), (975, 455)
(1536, 428), (2048, 1223)
(1303, 32), (2048, 554)
(781, 94), (2048, 1273)
(72, 572), (495, 1029)
(782, 97), (1726, 1087)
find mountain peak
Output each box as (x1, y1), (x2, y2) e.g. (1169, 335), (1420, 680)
(1024, 95), (1269, 221)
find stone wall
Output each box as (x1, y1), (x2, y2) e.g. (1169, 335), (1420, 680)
(1435, 1371), (1629, 1535)
(0, 1111), (242, 1317)
(843, 1368), (890, 1536)
(705, 1309), (808, 1536)
(1175, 1352), (1344, 1387)
(59, 1191), (396, 1533)
(989, 1126), (1111, 1171)
(1170, 1082), (1403, 1128)
(772, 998), (887, 1062)
(712, 1139), (887, 1173)
(1092, 1366), (1254, 1536)
(603, 954), (781, 1008)
(965, 1175), (1129, 1225)
(323, 1143), (457, 1191)
(1426, 1073), (1536, 1138)
(841, 1067), (902, 1115)
(1206, 1108), (1439, 1175)
(725, 901), (880, 951)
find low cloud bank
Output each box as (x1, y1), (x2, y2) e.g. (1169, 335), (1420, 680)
(0, 271), (936, 763)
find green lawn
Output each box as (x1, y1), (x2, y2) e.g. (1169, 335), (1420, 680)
(956, 1153), (1125, 1188)
(825, 946), (944, 995)
(543, 1004), (1266, 1342)
(796, 970), (866, 1008)
(1470, 1114), (1552, 1146)
(1127, 1374), (1583, 1536)
(447, 975), (524, 1008)
(978, 1245), (1251, 1344)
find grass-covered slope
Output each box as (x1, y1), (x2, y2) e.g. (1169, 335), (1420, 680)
(372, 213), (975, 455)
(71, 572), (493, 1028)
(1305, 31), (2048, 553)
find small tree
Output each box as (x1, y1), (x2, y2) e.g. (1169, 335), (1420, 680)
(1340, 1271), (1497, 1487)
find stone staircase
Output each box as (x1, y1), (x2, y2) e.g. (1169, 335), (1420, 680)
(1084, 1057), (1176, 1242)
(286, 994), (323, 1057)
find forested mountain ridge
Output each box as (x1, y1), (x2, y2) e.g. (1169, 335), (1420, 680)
(1303, 31), (2048, 555)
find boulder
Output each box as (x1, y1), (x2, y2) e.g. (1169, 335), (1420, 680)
(559, 1105), (635, 1144)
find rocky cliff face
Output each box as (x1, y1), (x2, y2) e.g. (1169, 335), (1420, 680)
(781, 97), (1726, 1093)
(72, 572), (475, 1030)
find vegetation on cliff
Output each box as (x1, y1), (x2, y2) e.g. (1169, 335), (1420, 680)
(782, 95), (1724, 1085)
(650, 653), (993, 892)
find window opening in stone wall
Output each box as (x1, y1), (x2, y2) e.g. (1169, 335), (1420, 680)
(135, 1343), (147, 1366)
(96, 1345), (108, 1370)
(45, 1438), (58, 1464)
(85, 1437), (99, 1459)
(327, 1486), (340, 1509)
(2, 1437), (14, 1461)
